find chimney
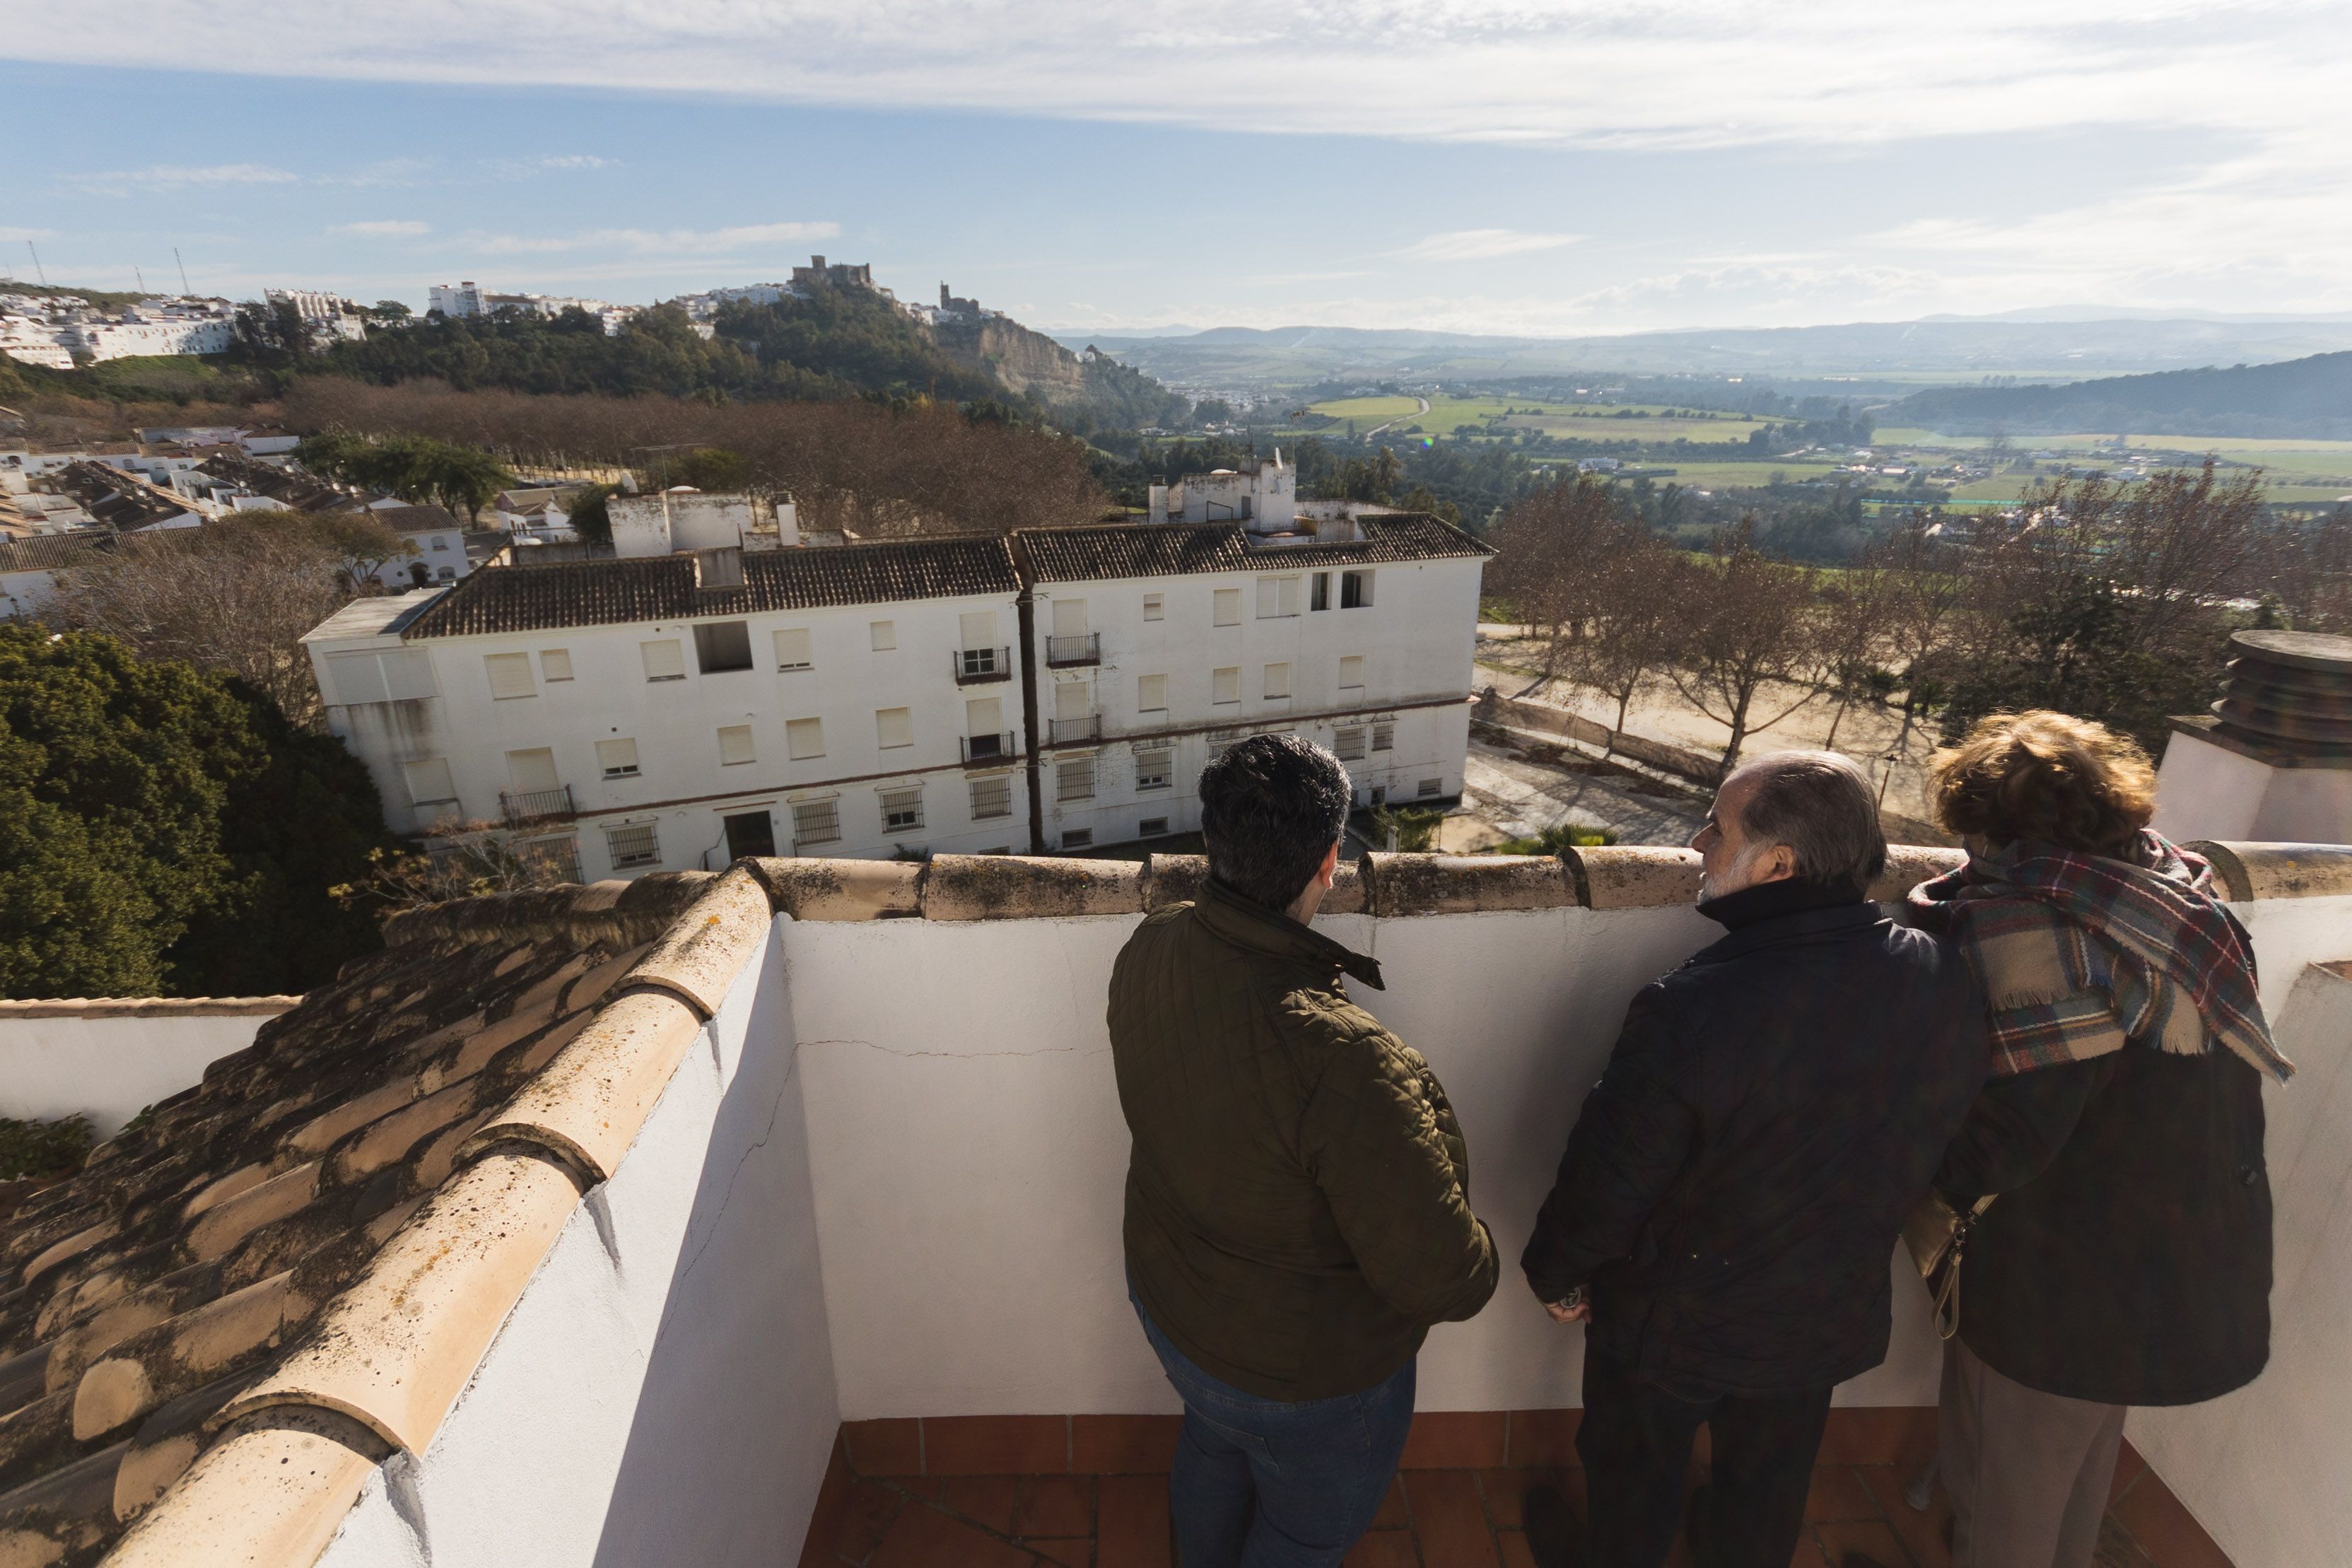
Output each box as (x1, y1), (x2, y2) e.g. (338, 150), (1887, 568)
(692, 546), (744, 590)
(2151, 629), (2352, 843)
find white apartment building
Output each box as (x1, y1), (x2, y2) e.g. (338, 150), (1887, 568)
(1019, 510), (1490, 852)
(303, 534), (1034, 879)
(363, 502), (475, 589)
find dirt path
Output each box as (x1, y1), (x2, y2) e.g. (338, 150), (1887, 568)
(1364, 395), (1431, 440)
(1447, 742), (1707, 851)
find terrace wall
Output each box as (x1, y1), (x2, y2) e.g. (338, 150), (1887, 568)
(0, 997), (296, 1137)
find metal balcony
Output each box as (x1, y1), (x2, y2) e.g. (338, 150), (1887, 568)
(1047, 715), (1102, 747)
(960, 732), (1019, 767)
(1045, 632), (1101, 668)
(499, 784), (576, 826)
(953, 646), (1012, 685)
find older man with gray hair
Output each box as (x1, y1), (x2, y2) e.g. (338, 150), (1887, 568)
(1520, 751), (1990, 1568)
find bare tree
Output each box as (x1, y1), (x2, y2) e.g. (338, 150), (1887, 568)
(1666, 524), (1824, 779)
(51, 511), (361, 726)
(1864, 515), (1967, 744)
(331, 821), (580, 915)
(1560, 523), (1678, 753)
(1487, 474), (1625, 696)
(1810, 559), (1895, 749)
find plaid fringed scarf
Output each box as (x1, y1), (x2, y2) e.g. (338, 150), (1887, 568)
(1907, 830), (2293, 1083)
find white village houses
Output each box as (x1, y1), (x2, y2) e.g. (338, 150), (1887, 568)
(303, 458), (1492, 875)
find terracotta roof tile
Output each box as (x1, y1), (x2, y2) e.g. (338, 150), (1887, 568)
(402, 534), (1019, 638)
(1014, 513), (1494, 583)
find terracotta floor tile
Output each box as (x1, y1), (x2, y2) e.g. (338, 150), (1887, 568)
(1372, 1474), (1410, 1529)
(1343, 1529), (1422, 1568)
(869, 1503), (1039, 1568)
(1818, 1408), (1931, 1468)
(1854, 1465), (1951, 1568)
(1476, 1470), (1572, 1530)
(1016, 1475), (1097, 1539)
(1506, 1408), (1581, 1468)
(1072, 1415), (1181, 1475)
(943, 1475), (1022, 1533)
(1404, 1469), (1502, 1568)
(1812, 1519), (1909, 1567)
(1806, 1465), (1884, 1523)
(1097, 1474), (1171, 1568)
(1030, 1540), (1094, 1568)
(1403, 1412), (1509, 1470)
(925, 1415), (1070, 1476)
(2109, 1474), (2234, 1568)
(831, 1479), (908, 1564)
(2109, 1438), (2149, 1506)
(1497, 1531), (1540, 1568)
(846, 1418), (925, 1478)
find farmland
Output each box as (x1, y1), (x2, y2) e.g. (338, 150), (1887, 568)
(1304, 393), (1777, 445)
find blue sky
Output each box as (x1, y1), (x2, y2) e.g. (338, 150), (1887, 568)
(6, 4), (2346, 335)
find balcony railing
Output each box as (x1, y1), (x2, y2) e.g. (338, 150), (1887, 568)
(1044, 633), (1101, 668)
(499, 784), (575, 826)
(1047, 715), (1102, 747)
(960, 732), (1019, 766)
(953, 646), (1012, 685)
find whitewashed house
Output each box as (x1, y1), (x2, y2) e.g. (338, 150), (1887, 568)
(365, 503), (476, 589)
(303, 534), (1032, 877)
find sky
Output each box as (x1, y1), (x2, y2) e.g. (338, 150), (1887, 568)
(4, 1), (2348, 337)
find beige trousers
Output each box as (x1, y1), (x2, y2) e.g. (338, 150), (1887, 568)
(1938, 1338), (2126, 1568)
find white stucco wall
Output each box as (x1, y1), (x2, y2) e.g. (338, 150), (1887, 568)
(0, 1009), (283, 1136)
(317, 923), (839, 1568)
(2153, 730), (2352, 845)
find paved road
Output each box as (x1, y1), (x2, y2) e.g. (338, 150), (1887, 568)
(1446, 741), (1706, 851)
(1364, 396), (1432, 440)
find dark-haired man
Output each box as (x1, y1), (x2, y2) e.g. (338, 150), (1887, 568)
(1521, 751), (1988, 1568)
(1109, 733), (1498, 1568)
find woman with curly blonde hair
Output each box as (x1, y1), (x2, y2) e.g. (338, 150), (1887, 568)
(1909, 711), (2290, 1568)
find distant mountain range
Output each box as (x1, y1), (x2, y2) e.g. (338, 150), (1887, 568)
(1061, 318), (2352, 387)
(1892, 351), (2352, 440)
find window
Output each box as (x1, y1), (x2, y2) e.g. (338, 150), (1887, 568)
(1311, 572), (1330, 612)
(969, 776), (1012, 820)
(876, 707), (913, 749)
(791, 798), (841, 847)
(1207, 727), (1241, 762)
(1213, 587), (1241, 626)
(1052, 599), (1087, 638)
(1372, 722), (1396, 752)
(1058, 756), (1096, 801)
(540, 648), (574, 681)
(1417, 778), (1442, 798)
(431, 537), (450, 551)
(869, 620), (896, 651)
(774, 627), (814, 671)
(1256, 575), (1302, 619)
(879, 785), (925, 833)
(722, 812), (776, 860)
(966, 695), (1003, 736)
(1212, 667), (1239, 704)
(694, 621), (754, 674)
(787, 718), (825, 760)
(1135, 748), (1173, 791)
(1338, 655), (1365, 690)
(436, 566), (457, 581)
(1262, 662), (1292, 700)
(640, 639), (686, 682)
(1137, 674), (1167, 713)
(960, 610), (998, 648)
(1342, 570), (1374, 609)
(402, 757), (457, 807)
(1063, 829), (1094, 850)
(1139, 817), (1170, 838)
(597, 739), (640, 778)
(604, 822), (660, 869)
(1335, 726), (1367, 761)
(484, 652), (534, 700)
(1142, 592), (1164, 621)
(505, 748), (558, 792)
(718, 725), (756, 766)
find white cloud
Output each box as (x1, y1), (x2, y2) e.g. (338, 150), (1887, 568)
(71, 162), (299, 188)
(0, 226), (57, 242)
(333, 219), (431, 236)
(533, 153), (615, 170)
(472, 220), (841, 257)
(1393, 229), (1579, 263)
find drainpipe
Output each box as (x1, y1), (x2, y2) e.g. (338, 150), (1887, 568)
(1012, 546), (1046, 855)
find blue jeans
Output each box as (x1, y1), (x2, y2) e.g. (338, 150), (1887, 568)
(1131, 1290), (1415, 1568)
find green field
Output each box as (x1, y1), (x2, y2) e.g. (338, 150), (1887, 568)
(1306, 394), (1774, 445)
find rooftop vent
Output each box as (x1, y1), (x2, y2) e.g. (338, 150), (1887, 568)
(2211, 630), (2352, 759)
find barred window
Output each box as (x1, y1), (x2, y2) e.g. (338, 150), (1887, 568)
(791, 798), (841, 847)
(1334, 726), (1367, 761)
(1063, 828), (1094, 849)
(880, 785), (925, 833)
(1418, 778), (1443, 798)
(1138, 817), (1170, 838)
(1057, 756), (1096, 802)
(969, 775), (1012, 820)
(1135, 748), (1173, 791)
(603, 822), (660, 870)
(1372, 722), (1396, 752)
(1207, 727), (1242, 763)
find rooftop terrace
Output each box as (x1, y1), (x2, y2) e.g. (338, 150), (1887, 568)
(2, 843), (2348, 1568)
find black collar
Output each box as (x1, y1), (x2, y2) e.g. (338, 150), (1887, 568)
(1192, 876), (1386, 991)
(1690, 879), (1881, 966)
(1697, 876), (1865, 930)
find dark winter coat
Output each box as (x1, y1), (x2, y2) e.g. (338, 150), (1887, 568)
(1936, 1032), (2272, 1406)
(1522, 879), (1990, 1400)
(1108, 877), (1499, 1402)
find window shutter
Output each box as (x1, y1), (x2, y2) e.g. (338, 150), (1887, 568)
(640, 639), (685, 681)
(484, 652), (535, 699)
(718, 725), (756, 765)
(596, 738), (640, 776)
(540, 648), (574, 681)
(959, 611), (997, 649)
(1054, 681), (1091, 721)
(1137, 674), (1167, 712)
(1263, 662), (1292, 699)
(1214, 588), (1241, 626)
(402, 757), (456, 806)
(1053, 599), (1087, 638)
(876, 708), (913, 749)
(1212, 667), (1239, 703)
(966, 696), (1002, 735)
(327, 652), (390, 705)
(775, 628), (813, 670)
(1142, 593), (1164, 621)
(787, 718), (826, 759)
(870, 620), (896, 651)
(1339, 655), (1365, 689)
(504, 748), (558, 791)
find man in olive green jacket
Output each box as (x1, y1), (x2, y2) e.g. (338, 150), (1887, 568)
(1108, 734), (1498, 1568)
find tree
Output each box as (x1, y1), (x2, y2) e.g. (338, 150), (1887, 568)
(52, 510), (358, 727)
(1563, 525), (1678, 751)
(1487, 474), (1628, 696)
(332, 819), (579, 913)
(1810, 561), (1895, 749)
(0, 628), (390, 997)
(567, 484), (615, 544)
(1666, 524), (1824, 778)
(295, 431), (515, 525)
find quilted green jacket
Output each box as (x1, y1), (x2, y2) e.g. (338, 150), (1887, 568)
(1108, 877), (1499, 1400)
